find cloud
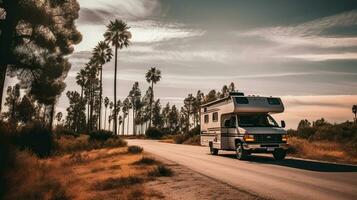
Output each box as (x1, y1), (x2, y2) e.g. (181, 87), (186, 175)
(240, 10), (357, 61)
(78, 0), (161, 24)
(130, 20), (205, 43)
(283, 52), (357, 61)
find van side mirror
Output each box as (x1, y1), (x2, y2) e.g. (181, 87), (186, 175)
(281, 120), (286, 128)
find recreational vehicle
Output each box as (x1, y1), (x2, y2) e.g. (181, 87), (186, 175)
(200, 92), (288, 160)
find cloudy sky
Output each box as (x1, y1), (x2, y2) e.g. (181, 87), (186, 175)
(55, 0), (357, 129)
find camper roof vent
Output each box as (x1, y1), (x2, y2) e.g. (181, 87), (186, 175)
(229, 91), (244, 96)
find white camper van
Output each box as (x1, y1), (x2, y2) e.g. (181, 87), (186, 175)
(200, 92), (288, 160)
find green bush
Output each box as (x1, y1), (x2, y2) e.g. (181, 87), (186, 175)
(55, 126), (79, 138)
(127, 145), (143, 154)
(297, 127), (316, 139)
(15, 121), (54, 158)
(173, 134), (188, 144)
(187, 125), (200, 136)
(148, 165), (173, 177)
(145, 127), (164, 139)
(89, 130), (116, 141)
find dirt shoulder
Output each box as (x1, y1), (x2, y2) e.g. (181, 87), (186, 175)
(146, 155), (264, 200)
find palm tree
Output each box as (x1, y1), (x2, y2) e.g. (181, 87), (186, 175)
(109, 101), (113, 131)
(104, 97), (110, 130)
(92, 41), (112, 130)
(353, 105), (357, 123)
(145, 67), (161, 127)
(104, 19), (131, 135)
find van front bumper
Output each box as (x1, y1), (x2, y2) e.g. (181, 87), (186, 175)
(242, 143), (288, 153)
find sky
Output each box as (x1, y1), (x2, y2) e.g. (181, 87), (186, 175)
(9, 0), (357, 130)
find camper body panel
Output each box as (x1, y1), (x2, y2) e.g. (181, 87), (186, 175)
(200, 94), (287, 157)
(200, 98), (236, 150)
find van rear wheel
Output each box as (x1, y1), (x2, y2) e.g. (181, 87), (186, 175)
(209, 144), (218, 155)
(236, 143), (248, 160)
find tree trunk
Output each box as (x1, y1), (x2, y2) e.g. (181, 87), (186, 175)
(42, 106), (47, 124)
(87, 100), (90, 132)
(149, 82), (154, 128)
(0, 66), (7, 113)
(122, 116), (125, 135)
(99, 68), (103, 130)
(104, 107), (107, 130)
(49, 103), (55, 130)
(113, 46), (118, 135)
(132, 108), (136, 135)
(127, 111), (130, 135)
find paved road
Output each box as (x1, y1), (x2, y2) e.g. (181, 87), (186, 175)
(127, 139), (357, 200)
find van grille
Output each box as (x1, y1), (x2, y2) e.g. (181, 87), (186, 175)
(254, 134), (282, 143)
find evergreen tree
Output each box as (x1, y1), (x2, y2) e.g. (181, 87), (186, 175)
(17, 95), (35, 124)
(129, 82), (141, 135)
(152, 99), (163, 128)
(0, 0), (82, 112)
(3, 84), (20, 123)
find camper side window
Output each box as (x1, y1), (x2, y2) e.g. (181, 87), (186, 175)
(204, 115), (209, 123)
(212, 112), (218, 122)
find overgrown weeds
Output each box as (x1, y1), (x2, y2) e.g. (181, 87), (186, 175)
(133, 157), (158, 165)
(127, 145), (143, 154)
(148, 165), (173, 177)
(95, 176), (144, 190)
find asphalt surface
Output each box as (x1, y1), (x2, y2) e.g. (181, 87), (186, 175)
(127, 139), (357, 200)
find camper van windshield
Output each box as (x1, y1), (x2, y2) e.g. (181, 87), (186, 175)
(238, 114), (279, 127)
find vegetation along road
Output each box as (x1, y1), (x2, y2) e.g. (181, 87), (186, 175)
(127, 139), (357, 200)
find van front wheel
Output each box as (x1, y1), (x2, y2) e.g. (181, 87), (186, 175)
(236, 143), (248, 160)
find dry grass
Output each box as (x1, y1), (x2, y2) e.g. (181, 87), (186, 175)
(288, 137), (357, 164)
(148, 165), (174, 177)
(95, 176), (144, 190)
(3, 151), (71, 200)
(55, 134), (127, 154)
(3, 144), (171, 200)
(183, 135), (200, 145)
(133, 156), (159, 165)
(127, 145), (144, 154)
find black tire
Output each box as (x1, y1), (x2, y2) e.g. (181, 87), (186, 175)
(273, 149), (286, 160)
(236, 143), (248, 160)
(209, 143), (219, 155)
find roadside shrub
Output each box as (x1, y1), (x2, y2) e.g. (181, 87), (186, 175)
(95, 176), (143, 190)
(148, 165), (173, 177)
(145, 127), (163, 139)
(187, 125), (200, 136)
(297, 127), (316, 139)
(133, 157), (157, 165)
(173, 134), (188, 144)
(54, 126), (79, 138)
(127, 145), (143, 154)
(183, 135), (200, 145)
(89, 130), (116, 141)
(0, 121), (16, 199)
(15, 121), (54, 158)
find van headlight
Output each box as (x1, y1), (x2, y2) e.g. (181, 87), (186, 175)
(243, 134), (255, 142)
(282, 134), (287, 142)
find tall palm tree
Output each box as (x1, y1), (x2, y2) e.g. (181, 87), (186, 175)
(145, 67), (161, 127)
(92, 41), (112, 130)
(104, 97), (110, 130)
(104, 19), (131, 135)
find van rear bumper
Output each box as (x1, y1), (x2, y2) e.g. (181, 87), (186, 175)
(243, 143), (288, 153)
